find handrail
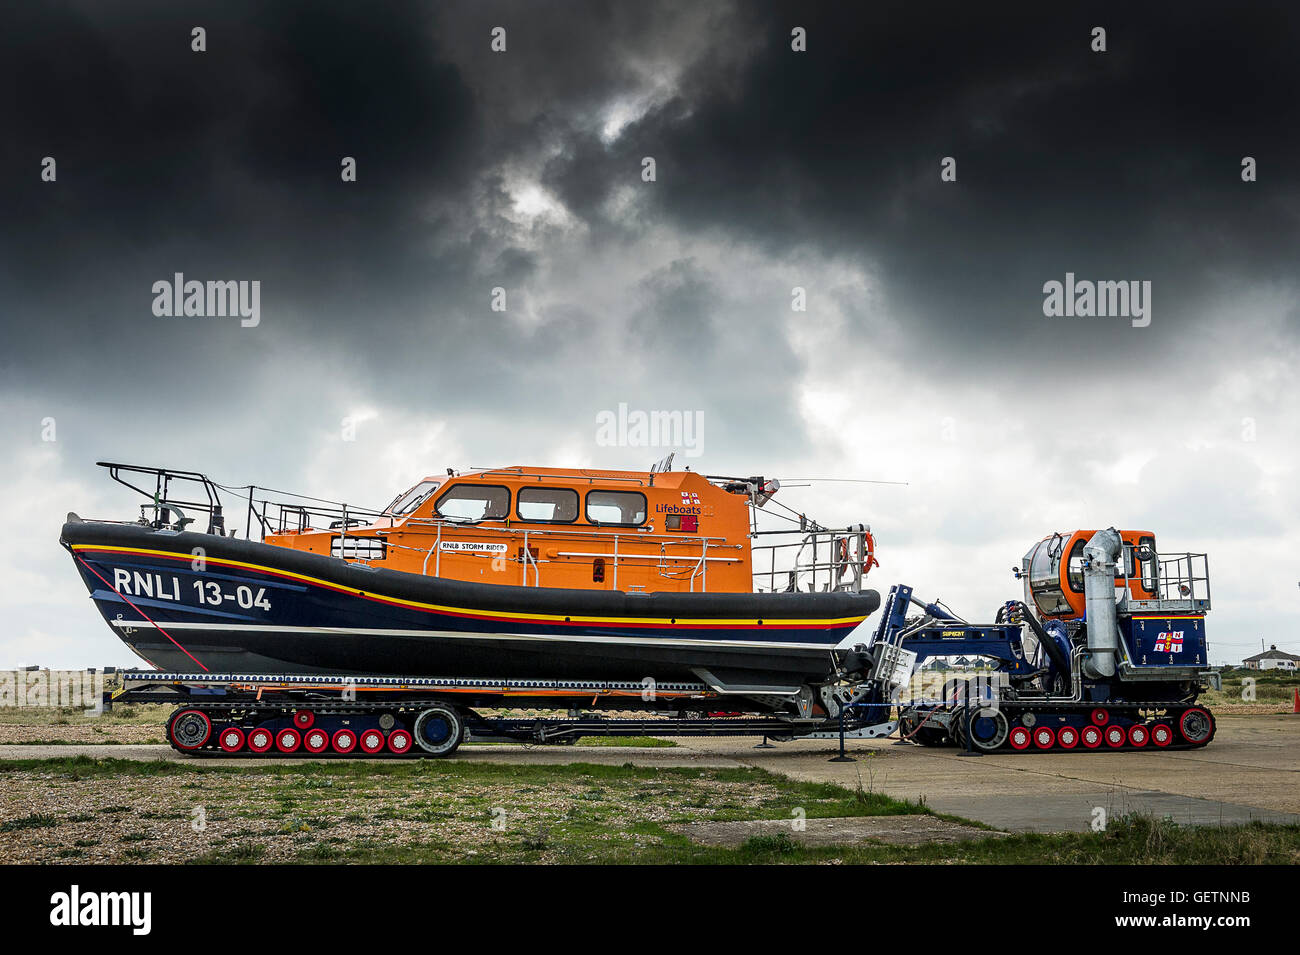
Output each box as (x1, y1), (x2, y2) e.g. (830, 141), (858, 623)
(1116, 547), (1211, 610)
(95, 462), (391, 544)
(468, 467), (651, 486)
(752, 525), (875, 594)
(97, 462), (226, 536)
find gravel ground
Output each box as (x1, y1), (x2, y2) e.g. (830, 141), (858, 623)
(1203, 703), (1292, 714)
(0, 764), (815, 864)
(0, 725), (165, 745)
(674, 814), (998, 847)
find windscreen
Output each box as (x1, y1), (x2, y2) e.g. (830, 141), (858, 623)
(388, 480), (439, 515)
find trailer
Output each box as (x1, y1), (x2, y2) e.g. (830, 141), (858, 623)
(109, 671), (898, 757)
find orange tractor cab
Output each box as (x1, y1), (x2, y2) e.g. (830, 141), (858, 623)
(1021, 529), (1163, 620)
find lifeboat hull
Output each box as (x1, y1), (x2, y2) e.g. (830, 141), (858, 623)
(61, 521), (879, 688)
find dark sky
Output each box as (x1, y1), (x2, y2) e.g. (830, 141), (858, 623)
(2, 1), (1297, 666)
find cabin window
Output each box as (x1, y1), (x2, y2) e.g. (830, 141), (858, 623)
(388, 480), (440, 516)
(1067, 536), (1138, 593)
(1119, 544), (1136, 580)
(1066, 538), (1086, 593)
(1028, 538), (1072, 616)
(585, 490), (647, 526)
(516, 487), (579, 523)
(1138, 535), (1157, 590)
(434, 484), (511, 522)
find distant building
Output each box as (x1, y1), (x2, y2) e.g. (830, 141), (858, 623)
(1243, 645), (1300, 671)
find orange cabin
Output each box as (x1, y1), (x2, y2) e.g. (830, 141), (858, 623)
(1022, 529), (1159, 620)
(264, 466), (756, 593)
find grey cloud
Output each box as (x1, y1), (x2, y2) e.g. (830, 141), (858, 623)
(2, 1), (1298, 666)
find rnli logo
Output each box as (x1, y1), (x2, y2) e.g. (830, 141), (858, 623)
(1154, 631), (1184, 653)
(657, 492), (702, 516)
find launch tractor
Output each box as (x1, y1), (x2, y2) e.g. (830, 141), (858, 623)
(852, 528), (1220, 752)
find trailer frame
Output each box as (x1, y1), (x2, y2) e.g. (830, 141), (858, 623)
(111, 671), (898, 757)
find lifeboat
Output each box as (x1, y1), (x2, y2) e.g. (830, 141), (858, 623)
(61, 462), (881, 691)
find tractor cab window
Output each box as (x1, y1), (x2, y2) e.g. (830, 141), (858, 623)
(434, 484), (511, 522)
(1066, 538), (1086, 592)
(1137, 535), (1157, 590)
(1066, 536), (1138, 594)
(1027, 537), (1072, 616)
(388, 480), (439, 516)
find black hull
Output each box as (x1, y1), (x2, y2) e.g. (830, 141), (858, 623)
(62, 520), (879, 688)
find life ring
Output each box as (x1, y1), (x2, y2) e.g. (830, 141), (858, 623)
(838, 532), (880, 578)
(862, 529), (879, 576)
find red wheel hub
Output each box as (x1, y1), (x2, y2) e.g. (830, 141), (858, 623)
(1090, 709), (1109, 726)
(1080, 725), (1103, 749)
(387, 729), (413, 754)
(293, 709), (315, 730)
(1128, 724), (1149, 748)
(359, 729), (386, 754)
(1008, 726), (1032, 750)
(331, 728), (357, 754)
(303, 728), (331, 753)
(1151, 723), (1173, 747)
(1056, 726), (1079, 749)
(247, 727), (274, 753)
(1104, 725), (1127, 748)
(1033, 726), (1056, 749)
(217, 726), (245, 752)
(275, 727), (302, 753)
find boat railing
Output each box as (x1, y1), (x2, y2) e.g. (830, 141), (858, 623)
(386, 518), (738, 589)
(751, 524), (876, 594)
(95, 462), (391, 546)
(99, 462), (229, 536)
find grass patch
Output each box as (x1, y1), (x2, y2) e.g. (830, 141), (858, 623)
(1202, 668), (1297, 706)
(574, 736), (677, 748)
(739, 832), (799, 856)
(0, 813), (60, 832)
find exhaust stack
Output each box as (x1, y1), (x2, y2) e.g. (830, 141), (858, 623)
(1081, 527), (1122, 678)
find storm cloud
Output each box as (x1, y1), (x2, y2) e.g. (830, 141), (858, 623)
(2, 1), (1297, 667)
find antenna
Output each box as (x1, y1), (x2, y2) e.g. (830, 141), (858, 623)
(779, 477), (909, 486)
(650, 452), (675, 475)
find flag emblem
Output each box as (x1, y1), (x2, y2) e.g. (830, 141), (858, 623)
(1154, 631), (1184, 653)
